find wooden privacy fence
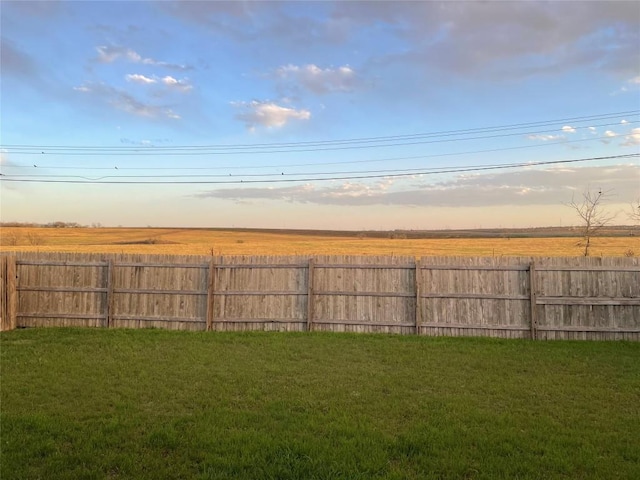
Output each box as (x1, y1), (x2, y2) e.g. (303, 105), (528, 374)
(1, 253), (638, 340)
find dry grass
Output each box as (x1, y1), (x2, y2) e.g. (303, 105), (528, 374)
(1, 226), (639, 257)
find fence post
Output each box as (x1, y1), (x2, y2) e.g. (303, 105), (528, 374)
(529, 261), (538, 340)
(415, 258), (421, 335)
(206, 259), (216, 331)
(0, 256), (5, 330)
(105, 259), (115, 328)
(1, 256), (17, 331)
(307, 258), (315, 332)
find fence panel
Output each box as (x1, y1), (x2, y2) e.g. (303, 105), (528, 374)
(14, 252), (108, 328)
(536, 257), (640, 340)
(419, 256), (533, 339)
(311, 255), (416, 335)
(211, 256), (309, 332)
(111, 254), (209, 331)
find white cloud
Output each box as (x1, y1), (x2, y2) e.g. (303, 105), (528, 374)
(622, 127), (640, 146)
(124, 74), (192, 92)
(275, 64), (356, 94)
(96, 45), (142, 63)
(95, 45), (191, 70)
(527, 134), (564, 141)
(601, 130), (618, 144)
(233, 100), (311, 129)
(629, 76), (640, 84)
(160, 75), (192, 91)
(621, 119), (629, 124)
(561, 125), (576, 133)
(126, 74), (156, 84)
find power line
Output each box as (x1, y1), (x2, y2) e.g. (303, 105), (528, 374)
(2, 111), (637, 156)
(1, 154), (636, 185)
(4, 110), (636, 149)
(2, 132), (636, 172)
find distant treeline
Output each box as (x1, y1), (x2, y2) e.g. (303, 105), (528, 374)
(0, 222), (97, 228)
(1, 223), (637, 238)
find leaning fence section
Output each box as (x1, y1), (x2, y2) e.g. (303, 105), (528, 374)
(1, 252), (638, 340)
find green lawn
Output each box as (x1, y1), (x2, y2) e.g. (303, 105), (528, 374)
(1, 329), (638, 479)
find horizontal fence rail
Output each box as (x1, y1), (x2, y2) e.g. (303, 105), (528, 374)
(1, 253), (638, 340)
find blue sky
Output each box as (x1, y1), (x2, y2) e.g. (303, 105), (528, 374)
(1, 0), (639, 230)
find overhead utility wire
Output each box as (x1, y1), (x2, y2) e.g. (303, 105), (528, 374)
(0, 161), (532, 181)
(1, 154), (636, 185)
(5, 139), (639, 181)
(5, 110), (640, 150)
(3, 119), (637, 157)
(2, 110), (636, 152)
(4, 132), (637, 172)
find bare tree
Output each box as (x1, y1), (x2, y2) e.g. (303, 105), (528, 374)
(629, 197), (640, 224)
(566, 188), (615, 256)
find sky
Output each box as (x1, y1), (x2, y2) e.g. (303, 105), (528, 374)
(1, 0), (639, 230)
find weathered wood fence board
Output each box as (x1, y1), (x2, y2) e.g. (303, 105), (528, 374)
(1, 252), (638, 340)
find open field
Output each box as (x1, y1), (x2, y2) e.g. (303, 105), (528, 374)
(1, 226), (639, 256)
(1, 329), (639, 479)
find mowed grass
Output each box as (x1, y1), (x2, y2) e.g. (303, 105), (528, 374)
(1, 329), (639, 479)
(1, 226), (639, 256)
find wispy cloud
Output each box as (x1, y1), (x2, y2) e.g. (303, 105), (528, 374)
(527, 134), (564, 141)
(95, 45), (192, 71)
(74, 82), (180, 119)
(561, 125), (576, 133)
(159, 75), (192, 92)
(0, 37), (38, 77)
(274, 64), (357, 94)
(193, 165), (640, 208)
(233, 100), (311, 130)
(612, 75), (640, 95)
(126, 73), (193, 91)
(126, 73), (156, 84)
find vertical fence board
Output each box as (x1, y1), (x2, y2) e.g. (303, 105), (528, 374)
(307, 258), (315, 332)
(0, 256), (6, 331)
(206, 259), (216, 331)
(529, 261), (538, 340)
(106, 259), (114, 328)
(415, 258), (421, 335)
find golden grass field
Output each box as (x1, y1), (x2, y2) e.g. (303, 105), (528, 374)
(1, 226), (639, 257)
